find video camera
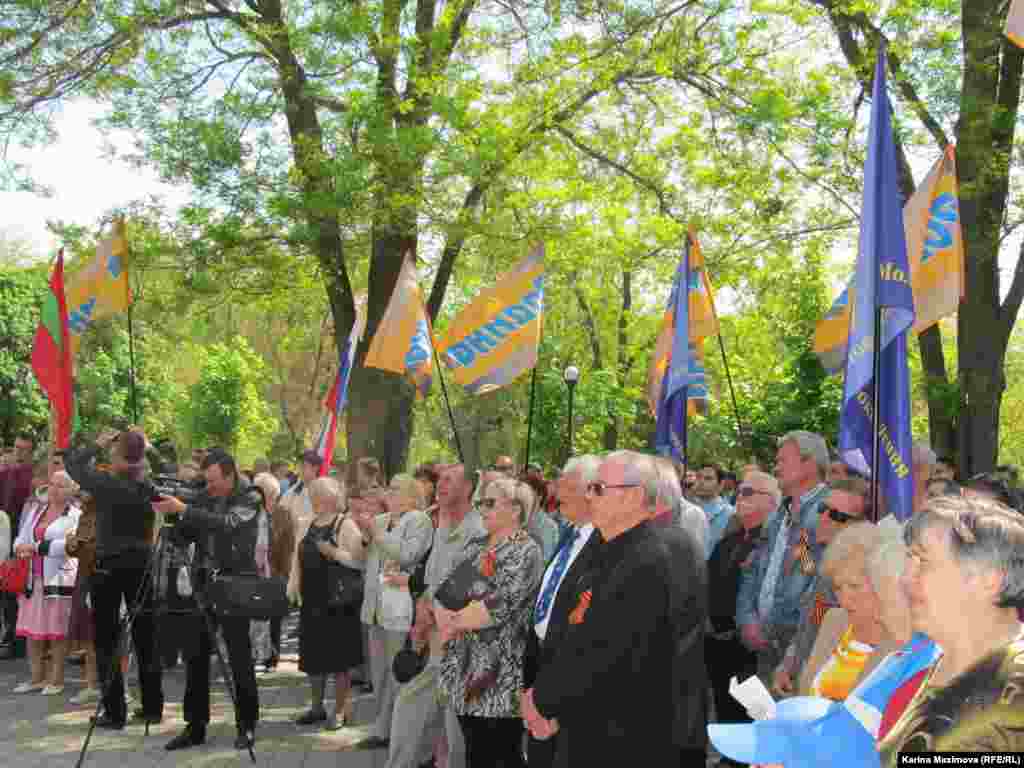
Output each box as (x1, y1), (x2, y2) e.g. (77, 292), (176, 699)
(148, 475), (205, 524)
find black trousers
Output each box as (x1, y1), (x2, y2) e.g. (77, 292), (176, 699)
(91, 554), (164, 722)
(527, 732), (557, 768)
(183, 613), (259, 729)
(269, 615), (283, 658)
(705, 631), (757, 726)
(458, 714), (526, 768)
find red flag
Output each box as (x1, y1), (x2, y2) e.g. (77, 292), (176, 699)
(31, 251), (75, 449)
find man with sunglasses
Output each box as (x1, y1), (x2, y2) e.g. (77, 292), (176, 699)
(523, 451), (697, 767)
(736, 430), (831, 685)
(706, 470), (779, 755)
(772, 476), (872, 698)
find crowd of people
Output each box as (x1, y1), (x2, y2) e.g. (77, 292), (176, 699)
(0, 426), (1023, 767)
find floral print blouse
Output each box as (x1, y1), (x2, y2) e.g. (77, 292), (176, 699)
(439, 529), (542, 718)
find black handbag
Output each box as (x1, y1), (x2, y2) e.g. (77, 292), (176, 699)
(205, 573), (290, 620)
(324, 515), (364, 612)
(392, 633), (427, 684)
(435, 553), (486, 612)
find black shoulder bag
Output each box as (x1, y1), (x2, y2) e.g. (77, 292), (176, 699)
(324, 514), (365, 612)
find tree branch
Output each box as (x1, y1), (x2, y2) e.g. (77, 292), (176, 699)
(554, 125), (680, 220)
(1001, 236), (1024, 343)
(810, 0), (949, 151)
(572, 276), (603, 369)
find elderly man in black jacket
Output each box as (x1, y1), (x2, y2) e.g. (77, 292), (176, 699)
(153, 448), (263, 752)
(522, 454), (604, 768)
(521, 450), (707, 768)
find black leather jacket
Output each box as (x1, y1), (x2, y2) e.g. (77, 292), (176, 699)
(174, 477), (263, 580)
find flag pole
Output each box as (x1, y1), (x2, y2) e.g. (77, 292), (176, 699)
(700, 231), (752, 458)
(870, 306), (883, 522)
(431, 342), (464, 463)
(713, 324), (751, 457)
(127, 304), (139, 425)
(523, 365), (538, 469)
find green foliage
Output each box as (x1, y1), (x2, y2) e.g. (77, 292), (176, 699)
(74, 323), (182, 443)
(0, 265), (48, 443)
(181, 337), (277, 464)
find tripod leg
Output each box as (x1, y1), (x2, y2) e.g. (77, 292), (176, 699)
(76, 533), (168, 768)
(75, 572), (146, 768)
(193, 595), (256, 764)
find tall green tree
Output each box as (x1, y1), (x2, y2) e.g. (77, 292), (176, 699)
(0, 265), (48, 444)
(793, 0), (1024, 475)
(0, 0), (819, 474)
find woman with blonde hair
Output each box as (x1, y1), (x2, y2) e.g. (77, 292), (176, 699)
(289, 476), (366, 729)
(352, 473), (433, 749)
(12, 470), (81, 695)
(798, 522), (897, 700)
(435, 475), (542, 767)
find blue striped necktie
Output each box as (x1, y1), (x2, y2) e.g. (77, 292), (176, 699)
(535, 527), (580, 624)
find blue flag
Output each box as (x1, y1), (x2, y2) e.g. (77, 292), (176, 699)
(838, 49), (917, 521)
(655, 241), (693, 461)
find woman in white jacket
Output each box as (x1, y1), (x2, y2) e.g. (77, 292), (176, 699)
(12, 470), (80, 695)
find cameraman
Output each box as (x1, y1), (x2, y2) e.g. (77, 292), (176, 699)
(64, 427), (164, 728)
(152, 448), (261, 752)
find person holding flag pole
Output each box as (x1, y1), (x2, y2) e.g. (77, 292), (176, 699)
(838, 47), (917, 523)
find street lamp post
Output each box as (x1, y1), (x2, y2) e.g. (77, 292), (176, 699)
(563, 365), (580, 460)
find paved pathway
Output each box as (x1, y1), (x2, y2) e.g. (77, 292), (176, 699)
(0, 617), (390, 768)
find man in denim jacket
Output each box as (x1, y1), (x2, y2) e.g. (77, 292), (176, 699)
(735, 431), (830, 683)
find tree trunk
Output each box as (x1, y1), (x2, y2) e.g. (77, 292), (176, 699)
(346, 366), (415, 481)
(345, 227), (418, 476)
(917, 325), (956, 458)
(955, 0), (1024, 477)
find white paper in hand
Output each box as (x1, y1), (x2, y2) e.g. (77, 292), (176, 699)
(729, 675), (777, 720)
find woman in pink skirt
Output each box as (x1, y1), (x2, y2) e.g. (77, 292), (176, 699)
(12, 471), (81, 695)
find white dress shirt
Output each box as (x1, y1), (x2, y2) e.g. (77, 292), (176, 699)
(533, 523), (596, 642)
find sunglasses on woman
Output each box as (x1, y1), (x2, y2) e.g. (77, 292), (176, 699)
(737, 486), (772, 498)
(820, 504), (859, 524)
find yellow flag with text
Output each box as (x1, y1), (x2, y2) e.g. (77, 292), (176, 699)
(363, 253), (434, 398)
(66, 220), (132, 356)
(814, 147), (964, 373)
(436, 245), (544, 395)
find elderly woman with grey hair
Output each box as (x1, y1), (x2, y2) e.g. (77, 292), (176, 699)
(435, 475), (542, 767)
(876, 496), (1024, 763)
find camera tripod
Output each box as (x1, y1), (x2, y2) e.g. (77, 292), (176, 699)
(75, 526), (256, 766)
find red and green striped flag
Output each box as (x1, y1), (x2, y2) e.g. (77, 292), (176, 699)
(31, 251), (76, 449)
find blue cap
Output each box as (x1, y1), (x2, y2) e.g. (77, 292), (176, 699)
(707, 697), (880, 768)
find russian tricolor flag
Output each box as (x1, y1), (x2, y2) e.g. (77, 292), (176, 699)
(314, 302), (365, 475)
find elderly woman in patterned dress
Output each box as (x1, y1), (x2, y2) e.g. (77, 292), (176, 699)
(435, 476), (542, 768)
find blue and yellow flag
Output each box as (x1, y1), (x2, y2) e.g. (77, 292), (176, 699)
(838, 49), (916, 521)
(814, 147), (963, 374)
(363, 253), (434, 398)
(648, 229), (717, 425)
(437, 245), (544, 395)
(650, 230), (719, 460)
(66, 219), (132, 356)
